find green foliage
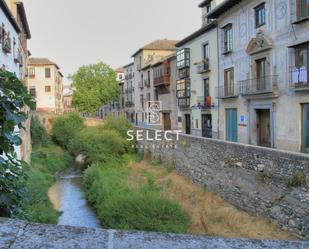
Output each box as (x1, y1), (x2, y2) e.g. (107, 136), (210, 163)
(20, 144), (71, 224)
(30, 116), (51, 147)
(71, 63), (119, 114)
(102, 115), (133, 138)
(100, 193), (189, 233)
(284, 171), (307, 188)
(83, 156), (189, 233)
(52, 113), (85, 153)
(0, 69), (35, 217)
(73, 127), (129, 164)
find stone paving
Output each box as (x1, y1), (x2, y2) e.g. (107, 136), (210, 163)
(0, 218), (308, 249)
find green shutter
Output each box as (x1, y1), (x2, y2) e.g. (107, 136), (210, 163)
(226, 109), (238, 142)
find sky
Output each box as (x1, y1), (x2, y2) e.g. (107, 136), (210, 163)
(23, 0), (201, 83)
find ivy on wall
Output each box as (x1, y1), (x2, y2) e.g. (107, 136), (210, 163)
(0, 69), (35, 216)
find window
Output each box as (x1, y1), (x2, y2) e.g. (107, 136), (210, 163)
(202, 43), (209, 59)
(176, 78), (191, 98)
(223, 24), (233, 53)
(255, 3), (265, 28)
(45, 68), (51, 78)
(297, 0), (309, 19)
(45, 86), (51, 92)
(140, 94), (144, 108)
(292, 42), (309, 86)
(29, 87), (36, 97)
(176, 48), (190, 69)
(29, 68), (35, 78)
(224, 68), (234, 96)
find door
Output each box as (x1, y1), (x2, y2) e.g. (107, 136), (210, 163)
(185, 114), (191, 134)
(226, 109), (238, 142)
(302, 104), (309, 153)
(257, 109), (271, 147)
(163, 113), (171, 131)
(256, 58), (267, 91)
(202, 114), (212, 138)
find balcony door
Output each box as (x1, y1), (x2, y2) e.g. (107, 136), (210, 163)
(224, 68), (234, 96)
(302, 104), (309, 153)
(256, 58), (268, 91)
(294, 43), (308, 86)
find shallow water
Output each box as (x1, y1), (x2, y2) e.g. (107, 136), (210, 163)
(48, 169), (101, 229)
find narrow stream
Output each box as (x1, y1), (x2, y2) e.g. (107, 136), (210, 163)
(48, 168), (101, 229)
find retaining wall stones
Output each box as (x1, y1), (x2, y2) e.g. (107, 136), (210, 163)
(0, 218), (307, 249)
(135, 127), (309, 239)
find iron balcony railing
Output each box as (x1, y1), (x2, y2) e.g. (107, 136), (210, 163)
(196, 96), (213, 109)
(216, 84), (239, 98)
(238, 75), (278, 95)
(289, 67), (309, 89)
(125, 87), (134, 94)
(125, 101), (134, 107)
(196, 59), (210, 74)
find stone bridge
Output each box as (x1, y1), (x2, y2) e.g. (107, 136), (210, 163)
(0, 218), (307, 249)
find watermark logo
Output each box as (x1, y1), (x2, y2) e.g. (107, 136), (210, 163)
(147, 101), (161, 125)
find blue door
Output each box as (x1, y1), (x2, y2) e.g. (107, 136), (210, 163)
(226, 109), (238, 142)
(303, 104), (309, 153)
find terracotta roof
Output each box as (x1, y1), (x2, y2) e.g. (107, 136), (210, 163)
(131, 39), (178, 57)
(115, 67), (124, 73)
(0, 0), (20, 33)
(28, 58), (60, 69)
(151, 53), (176, 67)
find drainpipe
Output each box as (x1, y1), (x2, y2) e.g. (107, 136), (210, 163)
(216, 24), (220, 139)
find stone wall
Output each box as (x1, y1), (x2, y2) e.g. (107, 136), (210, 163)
(135, 127), (309, 239)
(0, 218), (306, 249)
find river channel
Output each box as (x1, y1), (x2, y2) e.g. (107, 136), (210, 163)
(48, 169), (101, 229)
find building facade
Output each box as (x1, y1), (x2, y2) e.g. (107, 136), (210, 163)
(27, 58), (64, 114)
(176, 0), (220, 138)
(152, 54), (179, 130)
(123, 62), (135, 123)
(132, 39), (178, 127)
(1, 0), (31, 162)
(208, 0), (309, 153)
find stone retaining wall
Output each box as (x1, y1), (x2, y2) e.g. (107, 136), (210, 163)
(0, 218), (306, 249)
(135, 127), (309, 239)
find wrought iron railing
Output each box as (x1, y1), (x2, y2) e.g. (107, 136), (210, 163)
(196, 59), (210, 74)
(196, 96), (212, 108)
(238, 75), (278, 95)
(289, 67), (308, 88)
(216, 84), (238, 98)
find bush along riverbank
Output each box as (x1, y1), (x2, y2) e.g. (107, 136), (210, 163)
(52, 114), (190, 233)
(19, 116), (72, 224)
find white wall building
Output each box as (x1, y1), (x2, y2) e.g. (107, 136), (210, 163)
(209, 0), (309, 153)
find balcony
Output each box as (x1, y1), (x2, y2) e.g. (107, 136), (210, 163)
(238, 75), (278, 95)
(125, 87), (134, 94)
(196, 96), (213, 109)
(125, 101), (134, 107)
(144, 79), (150, 87)
(178, 98), (190, 108)
(138, 81), (143, 89)
(154, 74), (170, 87)
(196, 59), (210, 74)
(216, 85), (238, 99)
(290, 67), (309, 90)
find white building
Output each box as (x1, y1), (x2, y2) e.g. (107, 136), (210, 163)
(0, 0), (21, 74)
(123, 62), (135, 123)
(208, 0), (309, 153)
(175, 0), (221, 137)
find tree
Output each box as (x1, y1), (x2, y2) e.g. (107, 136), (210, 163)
(0, 69), (35, 216)
(71, 62), (120, 114)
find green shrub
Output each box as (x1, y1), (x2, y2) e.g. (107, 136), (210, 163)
(73, 127), (132, 164)
(102, 115), (133, 138)
(30, 116), (51, 147)
(83, 157), (189, 233)
(52, 113), (85, 153)
(284, 171), (307, 188)
(31, 144), (72, 174)
(99, 193), (189, 233)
